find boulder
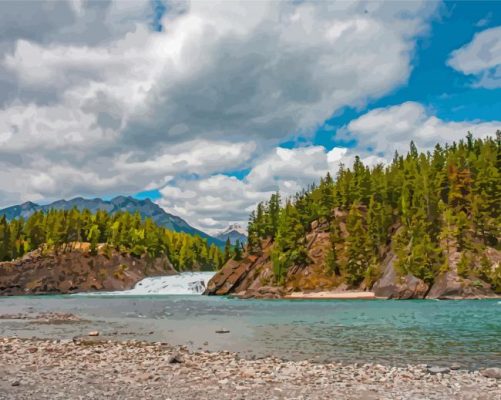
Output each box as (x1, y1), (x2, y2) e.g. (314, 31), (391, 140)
(481, 368), (501, 379)
(427, 366), (450, 375)
(372, 253), (428, 299)
(205, 258), (255, 295)
(427, 271), (495, 299)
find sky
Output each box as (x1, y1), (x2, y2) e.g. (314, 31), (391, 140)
(0, 0), (499, 235)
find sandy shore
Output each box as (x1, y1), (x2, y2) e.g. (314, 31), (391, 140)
(1, 336), (500, 400)
(285, 291), (376, 299)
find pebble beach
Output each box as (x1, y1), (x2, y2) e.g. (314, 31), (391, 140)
(1, 335), (500, 400)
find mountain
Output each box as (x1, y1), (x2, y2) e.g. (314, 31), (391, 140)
(0, 196), (224, 247)
(215, 223), (248, 245)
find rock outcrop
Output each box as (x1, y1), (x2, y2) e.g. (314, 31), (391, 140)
(0, 243), (176, 295)
(427, 271), (495, 299)
(206, 217), (500, 300)
(427, 246), (500, 299)
(372, 253), (429, 299)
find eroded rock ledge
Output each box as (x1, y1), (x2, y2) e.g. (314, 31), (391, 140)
(0, 244), (176, 295)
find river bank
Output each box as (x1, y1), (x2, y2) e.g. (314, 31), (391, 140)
(1, 336), (500, 400)
(284, 291), (376, 299)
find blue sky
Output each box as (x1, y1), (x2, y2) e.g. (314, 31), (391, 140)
(0, 0), (499, 233)
(301, 1), (501, 149)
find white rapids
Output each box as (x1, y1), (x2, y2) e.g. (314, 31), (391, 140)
(81, 272), (216, 295)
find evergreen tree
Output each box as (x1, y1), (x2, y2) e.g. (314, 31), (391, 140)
(344, 204), (370, 286)
(242, 133), (499, 289)
(223, 238), (232, 263)
(233, 239), (243, 261)
(0, 208), (223, 272)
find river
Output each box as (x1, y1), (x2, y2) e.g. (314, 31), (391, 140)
(0, 272), (499, 369)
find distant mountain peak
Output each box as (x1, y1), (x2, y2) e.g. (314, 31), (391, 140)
(221, 223), (247, 236)
(216, 223), (247, 245)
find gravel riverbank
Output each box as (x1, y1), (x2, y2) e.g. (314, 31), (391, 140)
(1, 336), (500, 400)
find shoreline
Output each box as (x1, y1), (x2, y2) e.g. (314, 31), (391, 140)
(284, 291), (377, 299)
(1, 336), (500, 400)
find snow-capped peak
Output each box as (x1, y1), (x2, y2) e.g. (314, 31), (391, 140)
(221, 223), (247, 235)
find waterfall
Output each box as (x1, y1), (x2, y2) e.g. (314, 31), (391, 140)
(84, 272), (216, 295)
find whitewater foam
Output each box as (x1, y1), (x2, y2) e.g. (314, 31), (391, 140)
(79, 272), (216, 295)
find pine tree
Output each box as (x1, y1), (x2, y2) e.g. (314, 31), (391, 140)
(233, 239), (243, 261)
(223, 238), (232, 263)
(318, 172), (335, 220)
(88, 224), (100, 256)
(0, 208), (223, 272)
(344, 204), (370, 286)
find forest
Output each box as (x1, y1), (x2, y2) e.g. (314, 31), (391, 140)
(247, 132), (500, 291)
(0, 209), (225, 271)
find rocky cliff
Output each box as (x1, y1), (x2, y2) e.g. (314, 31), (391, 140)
(206, 220), (500, 299)
(0, 243), (176, 295)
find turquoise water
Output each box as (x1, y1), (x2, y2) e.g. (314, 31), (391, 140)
(0, 295), (499, 369)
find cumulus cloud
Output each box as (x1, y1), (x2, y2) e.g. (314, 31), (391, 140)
(158, 174), (267, 233)
(157, 145), (371, 233)
(341, 101), (500, 158)
(168, 102), (499, 233)
(448, 26), (501, 88)
(0, 0), (442, 229)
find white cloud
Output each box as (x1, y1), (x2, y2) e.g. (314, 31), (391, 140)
(157, 145), (370, 233)
(448, 26), (501, 88)
(247, 146), (331, 192)
(0, 0), (441, 230)
(341, 101), (500, 158)
(158, 174), (268, 233)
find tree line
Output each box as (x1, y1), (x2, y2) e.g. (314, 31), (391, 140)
(247, 132), (500, 291)
(0, 209), (226, 271)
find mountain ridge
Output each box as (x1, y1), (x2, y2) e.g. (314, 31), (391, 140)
(0, 196), (224, 247)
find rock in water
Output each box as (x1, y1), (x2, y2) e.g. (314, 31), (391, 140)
(481, 368), (501, 379)
(187, 279), (206, 294)
(88, 331), (100, 337)
(215, 329), (230, 334)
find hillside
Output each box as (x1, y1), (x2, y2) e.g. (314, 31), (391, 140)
(0, 208), (225, 295)
(0, 243), (176, 295)
(206, 133), (501, 299)
(0, 196), (224, 247)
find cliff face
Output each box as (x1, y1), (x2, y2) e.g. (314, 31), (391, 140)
(206, 221), (500, 299)
(0, 243), (176, 295)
